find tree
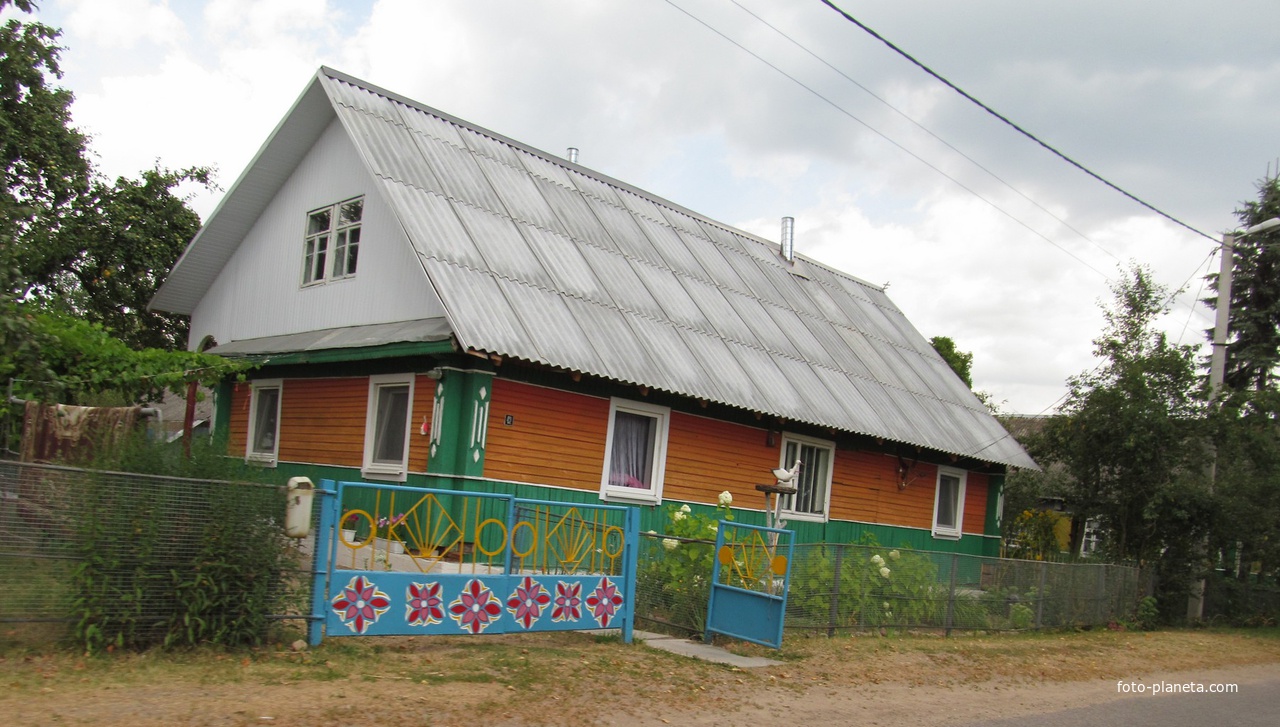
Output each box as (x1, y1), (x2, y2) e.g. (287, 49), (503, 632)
(1205, 178), (1280, 583)
(0, 1), (236, 436)
(31, 166), (213, 350)
(930, 335), (974, 389)
(0, 0), (90, 262)
(1217, 176), (1280, 392)
(1043, 265), (1208, 567)
(1, 0), (90, 398)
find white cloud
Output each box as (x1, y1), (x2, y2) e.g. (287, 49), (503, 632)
(58, 0), (185, 50)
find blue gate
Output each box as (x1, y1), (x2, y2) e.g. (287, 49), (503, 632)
(308, 480), (638, 645)
(704, 520), (794, 649)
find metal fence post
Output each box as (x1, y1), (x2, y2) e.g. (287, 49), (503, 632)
(1035, 561), (1047, 629)
(1096, 565), (1108, 624)
(945, 553), (958, 636)
(308, 479), (339, 647)
(828, 544), (843, 637)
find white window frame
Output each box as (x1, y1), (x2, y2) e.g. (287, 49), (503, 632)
(599, 398), (670, 505)
(362, 373), (415, 481)
(932, 466), (968, 539)
(245, 379), (282, 466)
(1079, 518), (1102, 557)
(778, 433), (835, 523)
(302, 196), (362, 287)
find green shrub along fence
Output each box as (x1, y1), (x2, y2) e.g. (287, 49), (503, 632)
(1204, 574), (1280, 627)
(635, 532), (1148, 636)
(4, 459), (1150, 650)
(0, 460), (306, 652)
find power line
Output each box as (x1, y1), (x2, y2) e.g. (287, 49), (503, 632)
(818, 0), (1217, 243)
(727, 0), (1121, 266)
(661, 0), (1112, 278)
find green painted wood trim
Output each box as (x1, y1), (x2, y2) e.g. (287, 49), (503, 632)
(985, 474), (1005, 538)
(425, 367), (494, 478)
(231, 339), (455, 366)
(212, 379), (234, 447)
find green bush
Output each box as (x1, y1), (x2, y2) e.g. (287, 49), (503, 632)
(69, 436), (299, 652)
(788, 535), (957, 631)
(635, 495), (733, 633)
(1135, 595), (1160, 631)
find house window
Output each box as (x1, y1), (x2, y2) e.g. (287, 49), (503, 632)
(303, 197), (362, 285)
(246, 380), (282, 465)
(599, 398), (669, 504)
(362, 374), (414, 480)
(779, 434), (834, 521)
(932, 467), (968, 539)
(1080, 518), (1102, 557)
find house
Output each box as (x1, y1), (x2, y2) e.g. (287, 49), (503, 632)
(149, 68), (1036, 556)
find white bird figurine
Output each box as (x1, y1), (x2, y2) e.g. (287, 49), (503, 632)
(772, 459), (802, 483)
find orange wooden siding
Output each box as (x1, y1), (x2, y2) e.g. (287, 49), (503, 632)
(227, 373), (989, 536)
(407, 375), (436, 472)
(830, 452), (934, 530)
(962, 471), (988, 535)
(483, 379), (609, 490)
(665, 412), (779, 507)
(225, 374), (435, 471)
(830, 456), (988, 535)
(226, 382), (250, 455)
(277, 378), (367, 468)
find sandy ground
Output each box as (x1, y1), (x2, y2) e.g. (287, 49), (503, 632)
(5, 631), (1279, 726)
(10, 662), (1278, 726)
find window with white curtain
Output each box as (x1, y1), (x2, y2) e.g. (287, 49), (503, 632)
(778, 433), (834, 521)
(599, 398), (669, 504)
(362, 374), (414, 480)
(932, 467), (967, 539)
(246, 379), (282, 465)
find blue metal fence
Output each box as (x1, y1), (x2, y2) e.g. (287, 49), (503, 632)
(310, 479), (639, 645)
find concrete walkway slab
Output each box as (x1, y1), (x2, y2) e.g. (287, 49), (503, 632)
(633, 630), (782, 668)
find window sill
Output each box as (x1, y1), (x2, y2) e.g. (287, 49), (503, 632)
(361, 467), (407, 483)
(245, 456), (278, 468)
(781, 510), (828, 524)
(931, 530), (962, 540)
(601, 489), (660, 506)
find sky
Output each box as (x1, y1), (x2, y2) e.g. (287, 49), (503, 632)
(11, 0), (1280, 415)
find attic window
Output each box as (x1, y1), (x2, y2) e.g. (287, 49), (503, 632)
(303, 197), (363, 286)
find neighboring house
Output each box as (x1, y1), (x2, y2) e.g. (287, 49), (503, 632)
(150, 68), (1035, 556)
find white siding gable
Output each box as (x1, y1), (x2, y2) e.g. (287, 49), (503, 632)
(189, 118), (444, 348)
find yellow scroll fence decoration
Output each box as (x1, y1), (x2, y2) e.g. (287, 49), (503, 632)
(338, 492), (624, 576)
(716, 527), (788, 594)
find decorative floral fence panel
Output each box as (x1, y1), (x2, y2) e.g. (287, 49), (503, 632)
(310, 480), (638, 645)
(704, 520), (794, 649)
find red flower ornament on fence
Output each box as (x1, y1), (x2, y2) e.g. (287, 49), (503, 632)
(506, 576), (552, 629)
(552, 581), (583, 622)
(448, 579), (503, 634)
(331, 575), (391, 634)
(587, 577), (624, 628)
(406, 582), (445, 627)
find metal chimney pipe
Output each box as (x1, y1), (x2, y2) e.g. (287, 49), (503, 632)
(567, 147), (580, 164)
(780, 216), (795, 263)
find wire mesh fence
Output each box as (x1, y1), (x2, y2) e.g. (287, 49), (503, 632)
(0, 460), (310, 647)
(4, 461), (1148, 647)
(634, 531), (1148, 636)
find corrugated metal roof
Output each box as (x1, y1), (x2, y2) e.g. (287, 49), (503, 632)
(207, 318), (453, 356)
(157, 67), (1036, 470)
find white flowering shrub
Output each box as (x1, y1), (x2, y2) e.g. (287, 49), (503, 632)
(787, 534), (955, 630)
(634, 499), (734, 633)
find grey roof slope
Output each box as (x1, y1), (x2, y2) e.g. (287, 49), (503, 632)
(154, 68), (1035, 470)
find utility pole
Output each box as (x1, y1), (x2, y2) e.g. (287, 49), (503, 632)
(1187, 217), (1280, 622)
